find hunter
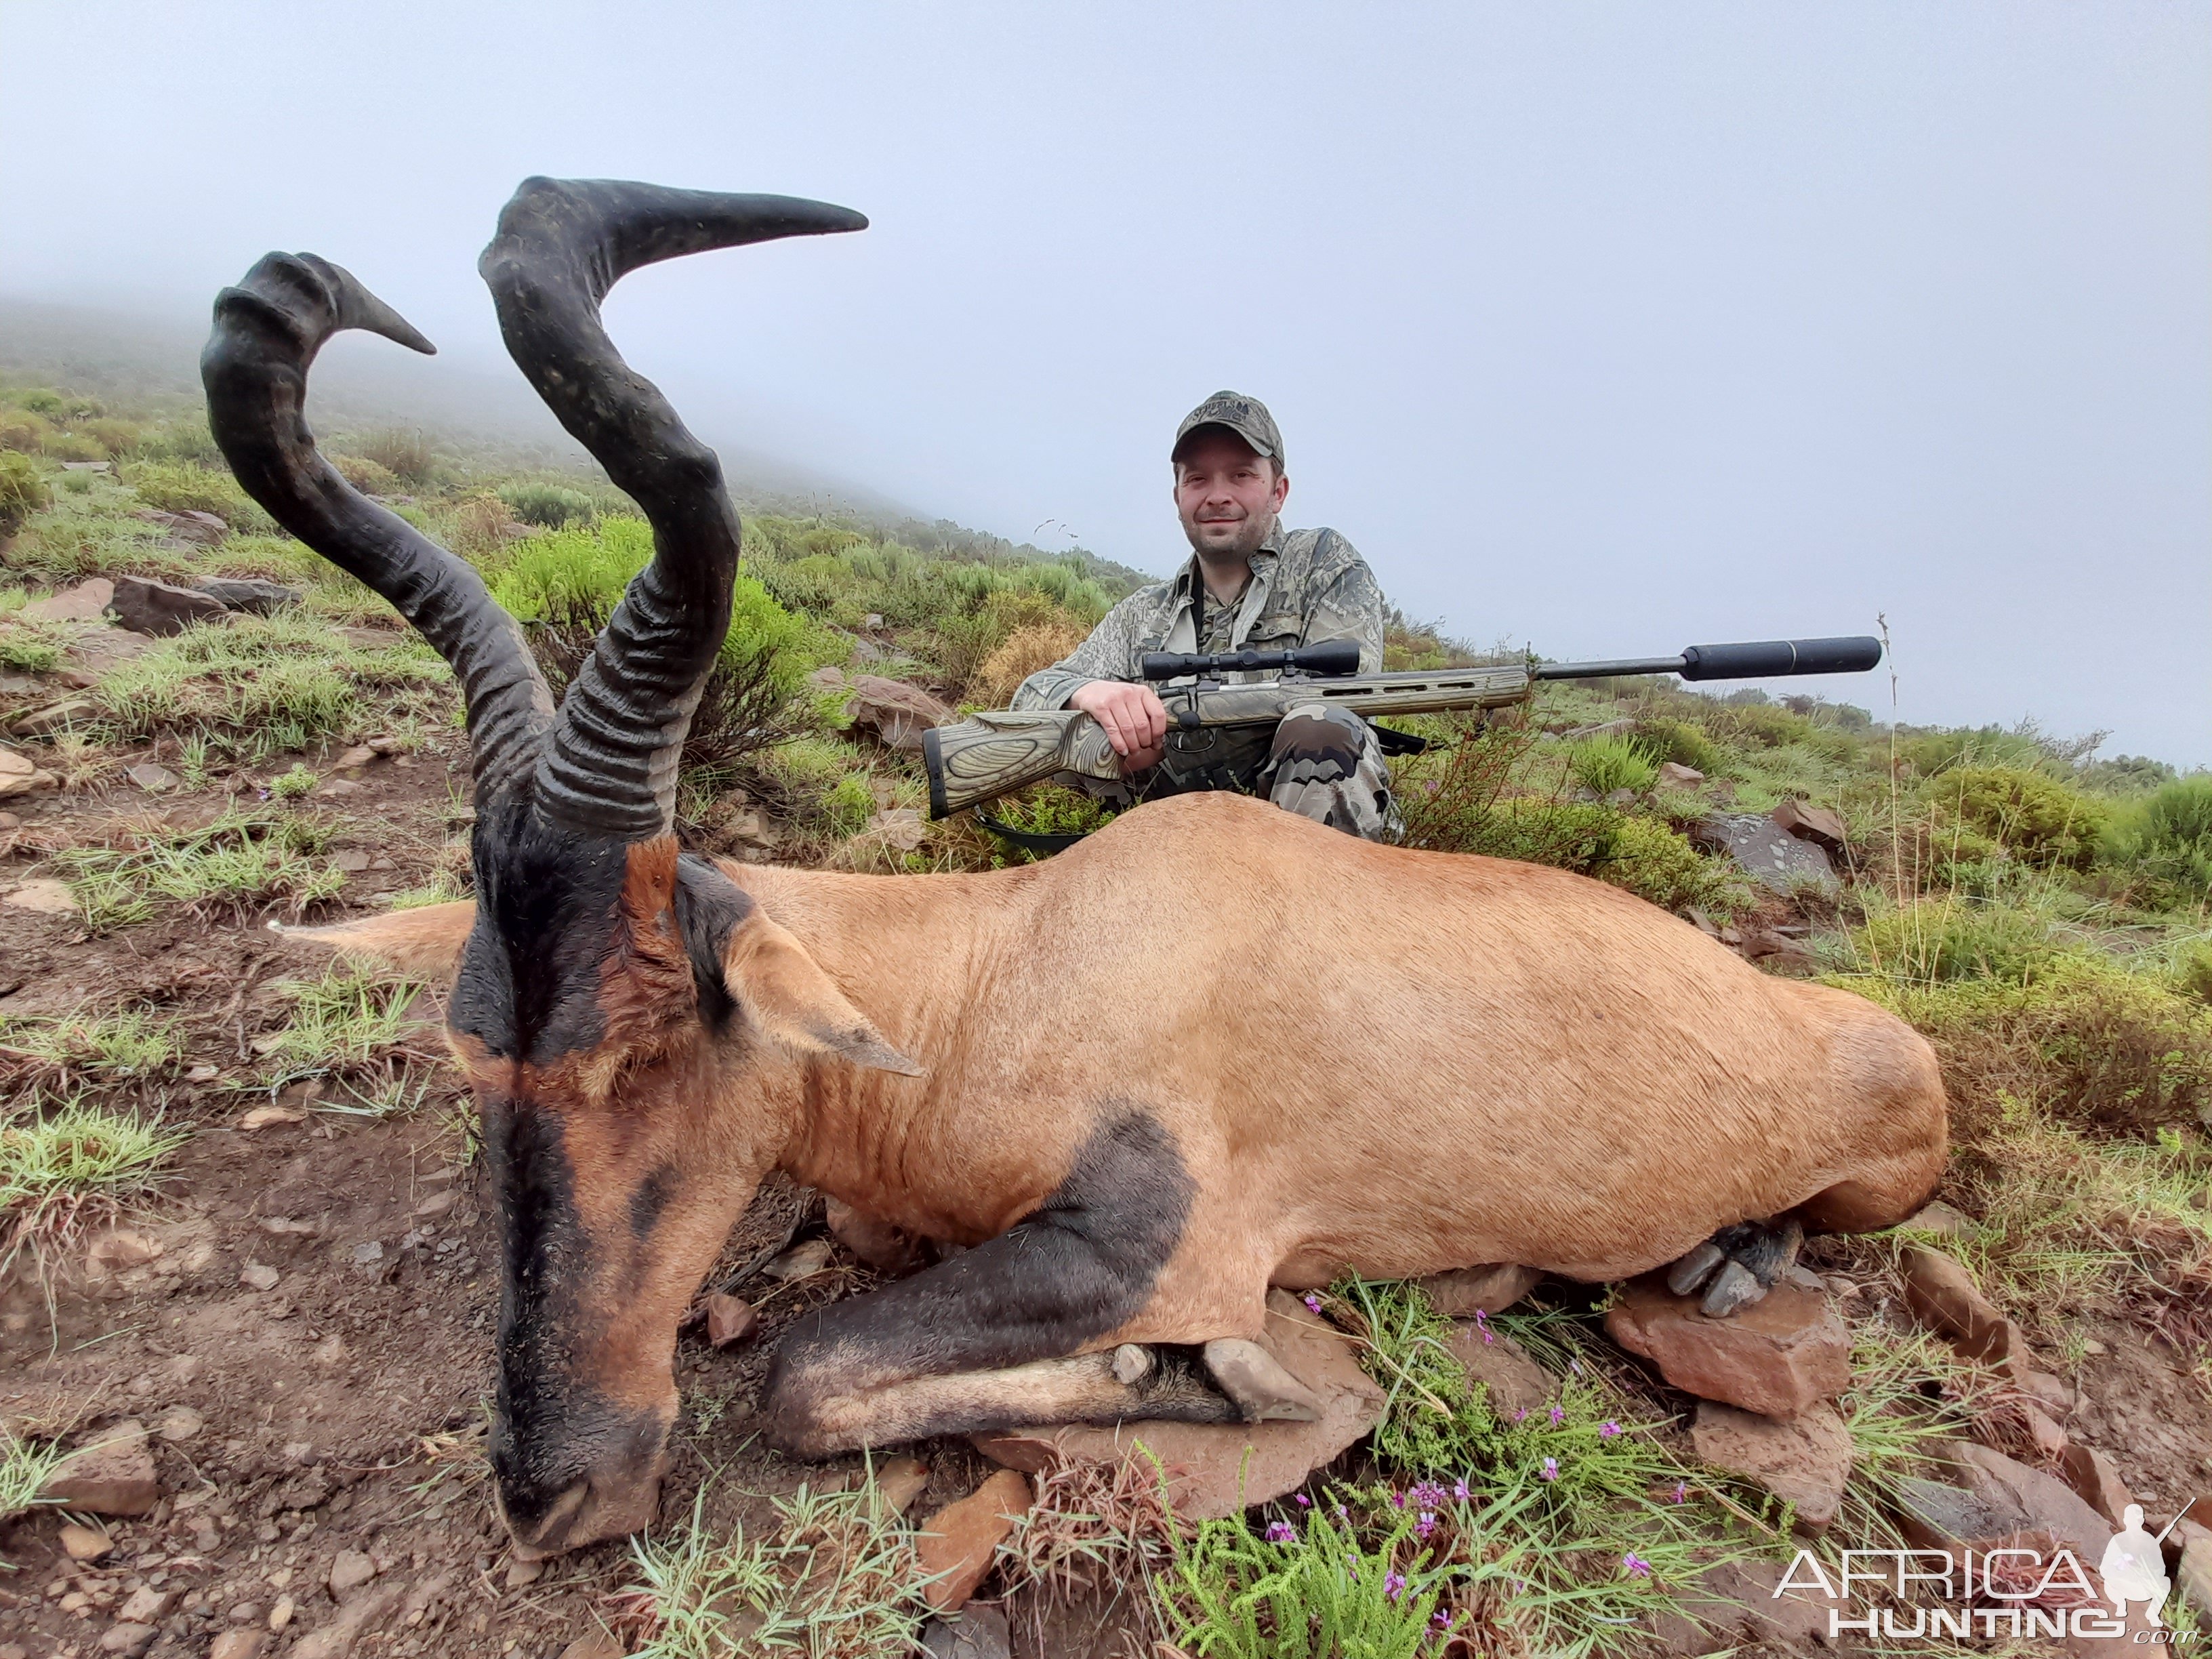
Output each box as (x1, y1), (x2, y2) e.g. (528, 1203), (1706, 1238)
(1011, 391), (1397, 839)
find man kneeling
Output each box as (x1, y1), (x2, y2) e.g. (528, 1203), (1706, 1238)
(1012, 391), (1399, 840)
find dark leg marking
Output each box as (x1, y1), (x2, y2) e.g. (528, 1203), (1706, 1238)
(764, 1107), (1208, 1453)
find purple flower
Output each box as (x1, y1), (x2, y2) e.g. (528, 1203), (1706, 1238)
(1473, 1309), (1495, 1345)
(1302, 1292), (1323, 1314)
(1540, 1456), (1559, 1481)
(1265, 1520), (1296, 1543)
(1548, 1406), (1565, 1426)
(1336, 1503), (1350, 1520)
(1452, 1478), (1470, 1502)
(1599, 1420), (1620, 1438)
(1391, 1488), (1406, 1509)
(1416, 1511), (1437, 1540)
(1669, 1481), (1687, 1505)
(1385, 1570), (1407, 1601)
(1622, 1552), (1652, 1578)
(1513, 1407), (1528, 1422)
(1294, 1492), (1311, 1508)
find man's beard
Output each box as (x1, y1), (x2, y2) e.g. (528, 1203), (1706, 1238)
(1185, 509), (1275, 560)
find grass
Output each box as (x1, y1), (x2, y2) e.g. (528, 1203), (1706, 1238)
(253, 966), (427, 1080)
(0, 1097), (186, 1268)
(45, 805), (345, 930)
(0, 1008), (184, 1087)
(619, 1469), (930, 1658)
(0, 1429), (73, 1523)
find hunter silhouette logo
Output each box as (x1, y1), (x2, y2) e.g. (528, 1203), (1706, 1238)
(1776, 1502), (2202, 1643)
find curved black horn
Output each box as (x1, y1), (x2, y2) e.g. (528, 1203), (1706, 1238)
(479, 176), (868, 840)
(201, 253), (554, 803)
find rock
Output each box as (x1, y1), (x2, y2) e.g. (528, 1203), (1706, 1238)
(845, 675), (954, 752)
(43, 1420), (157, 1515)
(505, 1556), (543, 1589)
(1903, 1440), (2108, 1559)
(873, 1453), (931, 1515)
(1605, 1275), (1849, 1418)
(2179, 1538), (2212, 1620)
(972, 1290), (1385, 1519)
(328, 1549), (377, 1597)
(186, 1063), (220, 1082)
(287, 1584), (404, 1659)
(1771, 798), (1848, 858)
(705, 1294), (758, 1347)
(0, 745), (33, 800)
(239, 1105), (305, 1130)
(3, 877), (74, 914)
(332, 849), (371, 872)
(763, 1237), (834, 1280)
(1686, 813), (1840, 898)
(209, 1635), (267, 1659)
(1739, 929), (1814, 964)
(412, 1189), (456, 1218)
(1655, 761), (1704, 787)
(60, 459), (111, 472)
(1689, 1399), (1852, 1530)
(117, 1587), (172, 1623)
(190, 577), (300, 616)
(18, 578), (115, 623)
(2058, 1442), (2133, 1526)
(132, 508), (229, 544)
(58, 1521), (113, 1560)
(555, 1635), (623, 1659)
(1900, 1201), (1980, 1240)
(333, 745), (377, 770)
(1415, 1263), (1540, 1317)
(920, 1603), (1012, 1659)
(825, 1197), (926, 1276)
(316, 777), (363, 798)
(11, 697), (100, 737)
(1900, 1245), (2030, 1370)
(866, 807), (928, 851)
(152, 1405), (203, 1442)
(915, 1469), (1032, 1612)
(2019, 1368), (2074, 1419)
(85, 1229), (163, 1277)
(108, 574), (230, 636)
(1651, 1559), (1832, 1655)
(123, 762), (178, 792)
(1445, 1323), (1552, 1416)
(350, 1240), (385, 1267)
(96, 1624), (156, 1656)
(239, 1263), (281, 1291)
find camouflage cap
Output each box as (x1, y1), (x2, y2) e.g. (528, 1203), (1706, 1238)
(1172, 390), (1284, 469)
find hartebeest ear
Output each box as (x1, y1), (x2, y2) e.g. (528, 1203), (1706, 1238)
(274, 903), (476, 988)
(720, 909), (925, 1076)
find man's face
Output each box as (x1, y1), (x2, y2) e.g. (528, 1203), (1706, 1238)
(1174, 429), (1288, 559)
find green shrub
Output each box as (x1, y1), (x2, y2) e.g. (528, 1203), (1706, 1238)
(330, 453), (402, 495)
(1566, 733), (1659, 796)
(125, 460), (272, 533)
(81, 417), (142, 457)
(0, 452), (51, 533)
(14, 389), (62, 415)
(0, 411), (54, 455)
(350, 428), (435, 486)
(1933, 766), (2106, 871)
(1637, 716), (1725, 777)
(1853, 899), (2057, 986)
(137, 419), (223, 466)
(499, 481), (596, 529)
(2178, 941), (2212, 1006)
(2106, 777), (2212, 898)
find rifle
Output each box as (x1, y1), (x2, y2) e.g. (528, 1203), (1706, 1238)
(921, 634), (1882, 820)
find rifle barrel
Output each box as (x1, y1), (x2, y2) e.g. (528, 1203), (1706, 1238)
(1536, 635), (1882, 684)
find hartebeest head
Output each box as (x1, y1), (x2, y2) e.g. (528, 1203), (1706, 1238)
(203, 178), (915, 1555)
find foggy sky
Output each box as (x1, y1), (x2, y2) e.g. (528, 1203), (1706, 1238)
(2, 3), (2205, 763)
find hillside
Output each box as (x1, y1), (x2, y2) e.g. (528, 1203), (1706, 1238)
(1, 368), (2210, 1656)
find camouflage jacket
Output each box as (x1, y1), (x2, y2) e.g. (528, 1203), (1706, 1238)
(1010, 523), (1387, 710)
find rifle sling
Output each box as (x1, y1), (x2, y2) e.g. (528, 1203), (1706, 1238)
(975, 813), (1091, 857)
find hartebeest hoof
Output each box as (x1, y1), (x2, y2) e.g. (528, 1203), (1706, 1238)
(1666, 1217), (1809, 1317)
(1203, 1338), (1324, 1423)
(1111, 1343), (1154, 1386)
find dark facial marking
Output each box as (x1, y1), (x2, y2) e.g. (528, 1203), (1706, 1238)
(766, 1107), (1194, 1408)
(674, 853), (754, 1036)
(630, 1164), (677, 1240)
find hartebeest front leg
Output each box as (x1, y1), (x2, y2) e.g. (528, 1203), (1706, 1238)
(762, 1111), (1241, 1456)
(1664, 1216), (1807, 1315)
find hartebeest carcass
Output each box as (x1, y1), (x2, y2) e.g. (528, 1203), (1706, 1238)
(203, 177), (1947, 1558)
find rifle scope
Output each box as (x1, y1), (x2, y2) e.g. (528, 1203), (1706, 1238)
(1140, 638), (1363, 681)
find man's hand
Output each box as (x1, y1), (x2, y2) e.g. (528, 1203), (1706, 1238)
(1068, 680), (1168, 771)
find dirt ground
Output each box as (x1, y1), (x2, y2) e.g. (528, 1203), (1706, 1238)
(7, 714), (2212, 1659)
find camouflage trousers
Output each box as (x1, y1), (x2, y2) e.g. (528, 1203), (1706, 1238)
(1136, 702), (1399, 842)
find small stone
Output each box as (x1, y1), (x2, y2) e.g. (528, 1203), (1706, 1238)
(239, 1105), (305, 1130)
(186, 1063), (220, 1083)
(2059, 1442), (2133, 1526)
(42, 1420), (158, 1515)
(920, 1603), (1012, 1659)
(1899, 1245), (2030, 1370)
(845, 676), (955, 752)
(874, 1454), (931, 1515)
(412, 1189), (457, 1218)
(1655, 761), (1704, 787)
(1690, 1399), (1852, 1530)
(351, 1241), (384, 1267)
(5, 877), (75, 914)
(762, 1238), (834, 1281)
(85, 1229), (163, 1277)
(1605, 1275), (1849, 1418)
(96, 1624), (156, 1656)
(915, 1469), (1032, 1612)
(866, 807), (928, 851)
(259, 1216), (317, 1236)
(1770, 798), (1848, 857)
(824, 1197), (926, 1275)
(2082, 1336), (2108, 1355)
(240, 1263), (281, 1291)
(189, 577), (300, 616)
(210, 1633), (268, 1659)
(327, 1549), (376, 1596)
(1900, 1202), (1980, 1240)
(108, 574), (228, 636)
(9, 697), (99, 737)
(59, 1522), (113, 1560)
(1415, 1263), (1540, 1317)
(18, 578), (116, 624)
(1446, 1323), (1552, 1416)
(152, 1406), (203, 1442)
(117, 1586), (172, 1622)
(268, 1595), (296, 1630)
(332, 848), (371, 872)
(555, 1635), (622, 1659)
(333, 745), (377, 770)
(315, 777), (363, 798)
(705, 1294), (758, 1347)
(504, 1556), (542, 1589)
(0, 745), (37, 800)
(124, 762), (178, 793)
